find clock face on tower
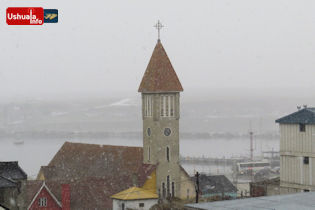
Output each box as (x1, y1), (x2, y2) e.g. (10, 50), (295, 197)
(164, 128), (171, 136)
(147, 128), (151, 136)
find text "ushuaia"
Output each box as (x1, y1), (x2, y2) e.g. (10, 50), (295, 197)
(6, 7), (44, 25)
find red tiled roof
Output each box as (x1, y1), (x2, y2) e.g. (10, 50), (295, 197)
(37, 142), (156, 209)
(138, 40), (183, 92)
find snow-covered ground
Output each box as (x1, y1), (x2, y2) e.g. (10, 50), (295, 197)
(0, 137), (278, 178)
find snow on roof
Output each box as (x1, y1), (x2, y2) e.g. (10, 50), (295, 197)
(185, 192), (315, 210)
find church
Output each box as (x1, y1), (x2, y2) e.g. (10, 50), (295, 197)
(20, 28), (195, 210)
(111, 35), (195, 208)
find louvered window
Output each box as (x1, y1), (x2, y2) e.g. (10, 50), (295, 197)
(144, 95), (153, 117)
(160, 95), (175, 117)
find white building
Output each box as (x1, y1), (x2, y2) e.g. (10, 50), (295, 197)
(276, 107), (315, 193)
(111, 187), (158, 210)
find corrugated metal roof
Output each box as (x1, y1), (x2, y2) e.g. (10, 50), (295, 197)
(0, 161), (27, 181)
(111, 186), (158, 200)
(275, 108), (315, 124)
(0, 175), (17, 188)
(138, 40), (183, 93)
(185, 192), (315, 210)
(191, 174), (237, 195)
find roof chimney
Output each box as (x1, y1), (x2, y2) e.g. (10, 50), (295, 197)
(61, 184), (70, 210)
(303, 104), (308, 109)
(297, 106), (301, 110)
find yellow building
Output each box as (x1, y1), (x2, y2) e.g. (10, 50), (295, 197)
(111, 187), (158, 210)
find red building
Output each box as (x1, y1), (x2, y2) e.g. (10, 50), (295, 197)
(25, 182), (70, 210)
(34, 142), (156, 209)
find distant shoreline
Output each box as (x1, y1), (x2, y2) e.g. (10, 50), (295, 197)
(0, 131), (279, 140)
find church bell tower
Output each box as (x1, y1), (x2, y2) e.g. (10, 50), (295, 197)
(138, 22), (183, 198)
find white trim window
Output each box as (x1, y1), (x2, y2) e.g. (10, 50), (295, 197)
(160, 95), (175, 117)
(144, 95), (153, 117)
(38, 197), (47, 207)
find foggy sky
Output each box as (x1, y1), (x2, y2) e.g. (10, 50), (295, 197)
(1, 0), (315, 99)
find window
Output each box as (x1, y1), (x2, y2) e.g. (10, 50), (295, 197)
(300, 123), (306, 132)
(160, 97), (164, 117)
(162, 182), (166, 198)
(167, 175), (170, 197)
(38, 197), (47, 207)
(166, 147), (170, 162)
(170, 96), (174, 116)
(187, 189), (190, 199)
(144, 95), (153, 117)
(122, 203), (125, 210)
(164, 128), (171, 136)
(165, 96), (169, 117)
(139, 203), (144, 207)
(304, 189), (310, 192)
(172, 182), (175, 197)
(304, 157), (309, 164)
(148, 146), (150, 161)
(160, 95), (175, 117)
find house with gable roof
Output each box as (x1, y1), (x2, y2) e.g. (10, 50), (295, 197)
(17, 180), (71, 210)
(111, 186), (158, 210)
(27, 182), (63, 210)
(33, 33), (195, 209)
(0, 161), (27, 210)
(276, 107), (315, 194)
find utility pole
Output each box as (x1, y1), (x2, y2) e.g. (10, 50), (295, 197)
(250, 131), (254, 161)
(195, 172), (200, 203)
(249, 130), (254, 182)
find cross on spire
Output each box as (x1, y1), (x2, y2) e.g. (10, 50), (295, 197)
(154, 20), (164, 41)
